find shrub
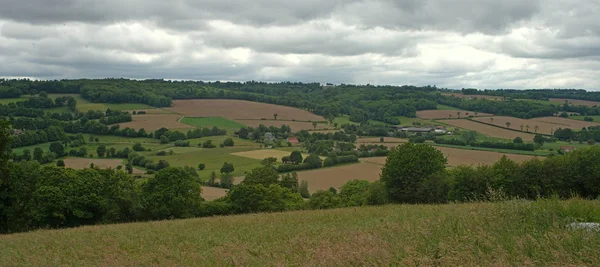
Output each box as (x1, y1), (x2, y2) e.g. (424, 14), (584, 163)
(198, 163), (206, 170)
(174, 140), (190, 147)
(223, 138), (234, 147)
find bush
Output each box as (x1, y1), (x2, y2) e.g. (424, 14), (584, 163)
(174, 140), (190, 147)
(219, 143), (225, 148)
(156, 151), (167, 156)
(132, 143), (145, 151)
(584, 116), (594, 122)
(198, 163), (206, 170)
(223, 138), (234, 147)
(201, 140), (216, 148)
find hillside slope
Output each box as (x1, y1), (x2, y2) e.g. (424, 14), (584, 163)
(1, 199), (599, 266)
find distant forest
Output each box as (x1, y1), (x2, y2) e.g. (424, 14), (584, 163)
(2, 79), (600, 120)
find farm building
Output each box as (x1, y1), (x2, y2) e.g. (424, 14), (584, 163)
(395, 127), (434, 133)
(560, 146), (575, 153)
(287, 137), (299, 145)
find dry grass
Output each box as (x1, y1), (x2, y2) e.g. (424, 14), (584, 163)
(63, 158), (144, 174)
(443, 119), (536, 140)
(201, 186), (228, 201)
(1, 199), (598, 266)
(118, 114), (193, 131)
(235, 119), (327, 131)
(550, 98), (600, 107)
(417, 110), (492, 119)
(166, 99), (325, 121)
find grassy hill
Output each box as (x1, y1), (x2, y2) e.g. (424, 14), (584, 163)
(1, 198), (599, 266)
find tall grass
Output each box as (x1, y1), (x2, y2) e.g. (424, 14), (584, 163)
(1, 198), (598, 266)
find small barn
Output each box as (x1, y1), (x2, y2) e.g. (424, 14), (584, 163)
(287, 137), (299, 145)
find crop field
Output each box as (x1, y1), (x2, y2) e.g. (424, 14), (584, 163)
(443, 119), (536, 140)
(180, 117), (246, 132)
(166, 99), (325, 121)
(235, 119), (329, 132)
(441, 93), (503, 100)
(200, 186), (228, 201)
(63, 158), (144, 174)
(531, 116), (600, 129)
(550, 98), (600, 107)
(361, 146), (538, 167)
(296, 162), (383, 192)
(118, 114), (192, 131)
(416, 110), (492, 119)
(473, 116), (559, 135)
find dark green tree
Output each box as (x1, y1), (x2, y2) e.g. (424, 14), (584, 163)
(141, 167), (203, 219)
(96, 144), (107, 158)
(290, 151), (303, 165)
(220, 162), (234, 174)
(243, 166), (279, 187)
(49, 142), (64, 157)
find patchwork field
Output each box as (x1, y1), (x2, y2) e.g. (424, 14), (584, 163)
(550, 98), (600, 107)
(166, 99), (325, 121)
(180, 117), (246, 132)
(531, 116), (600, 129)
(473, 116), (558, 135)
(201, 186), (228, 201)
(63, 158), (144, 174)
(118, 114), (192, 131)
(442, 93), (503, 100)
(416, 110), (492, 119)
(443, 119), (536, 140)
(235, 119), (329, 131)
(361, 146), (538, 167)
(296, 162), (383, 193)
(231, 149), (312, 161)
(48, 94), (153, 112)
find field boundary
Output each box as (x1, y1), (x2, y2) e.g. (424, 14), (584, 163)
(430, 143), (550, 156)
(466, 118), (553, 137)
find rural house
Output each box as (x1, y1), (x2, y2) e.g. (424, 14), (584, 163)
(560, 146), (575, 153)
(287, 137), (299, 145)
(396, 127), (434, 133)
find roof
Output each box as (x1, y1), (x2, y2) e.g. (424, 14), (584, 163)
(399, 127), (434, 132)
(287, 137), (299, 143)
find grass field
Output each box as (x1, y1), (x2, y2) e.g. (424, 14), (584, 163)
(1, 198), (598, 266)
(333, 115), (359, 126)
(180, 117), (246, 132)
(436, 104), (460, 110)
(443, 119), (536, 140)
(48, 94), (153, 112)
(550, 98), (600, 107)
(569, 115), (600, 122)
(0, 97), (28, 104)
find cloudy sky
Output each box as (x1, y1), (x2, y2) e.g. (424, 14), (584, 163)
(0, 0), (599, 89)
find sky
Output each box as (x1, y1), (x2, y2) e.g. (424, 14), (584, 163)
(0, 0), (599, 89)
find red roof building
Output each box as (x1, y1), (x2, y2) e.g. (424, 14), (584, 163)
(287, 137), (299, 145)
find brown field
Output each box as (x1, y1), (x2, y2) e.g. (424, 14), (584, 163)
(127, 109), (169, 114)
(473, 116), (559, 135)
(235, 120), (328, 131)
(297, 162), (383, 193)
(118, 114), (192, 131)
(550, 98), (600, 107)
(231, 149), (312, 161)
(416, 110), (492, 119)
(531, 116), (600, 129)
(443, 119), (535, 140)
(63, 158), (144, 174)
(166, 99), (325, 121)
(356, 137), (409, 144)
(442, 93), (503, 100)
(201, 186), (227, 201)
(361, 146), (538, 167)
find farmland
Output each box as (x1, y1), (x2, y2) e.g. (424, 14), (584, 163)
(296, 162), (383, 193)
(550, 98), (600, 107)
(531, 116), (600, 128)
(231, 149), (309, 161)
(118, 114), (192, 131)
(166, 99), (325, 121)
(48, 94), (153, 112)
(472, 116), (558, 135)
(416, 110), (492, 119)
(443, 119), (536, 140)
(180, 117), (246, 132)
(63, 158), (144, 174)
(200, 186), (228, 200)
(235, 119), (329, 131)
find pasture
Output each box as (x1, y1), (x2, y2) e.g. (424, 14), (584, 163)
(118, 114), (192, 131)
(436, 104), (460, 110)
(333, 115), (359, 126)
(416, 110), (492, 119)
(235, 119), (329, 131)
(550, 98), (600, 107)
(443, 119), (536, 140)
(166, 99), (325, 121)
(0, 97), (28, 104)
(1, 199), (599, 266)
(231, 149), (310, 161)
(532, 116), (600, 129)
(48, 94), (153, 112)
(473, 116), (558, 135)
(180, 117), (246, 132)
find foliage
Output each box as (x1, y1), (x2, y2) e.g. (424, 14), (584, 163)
(141, 167), (203, 220)
(220, 162), (234, 174)
(226, 184), (304, 213)
(339, 180), (370, 207)
(242, 166), (279, 187)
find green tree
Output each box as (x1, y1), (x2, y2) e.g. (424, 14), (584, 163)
(49, 142), (65, 157)
(279, 172), (299, 191)
(380, 143), (447, 203)
(312, 121), (318, 130)
(366, 181), (388, 205)
(457, 111), (461, 119)
(505, 122), (511, 128)
(261, 157), (277, 166)
(132, 143), (144, 151)
(273, 113), (278, 120)
(461, 130), (477, 144)
(533, 134), (545, 146)
(223, 138), (234, 147)
(141, 167), (203, 219)
(33, 147), (44, 162)
(290, 151), (303, 165)
(220, 162), (234, 174)
(220, 173), (234, 189)
(96, 144), (107, 158)
(197, 163), (206, 170)
(513, 137), (523, 144)
(125, 163), (133, 174)
(208, 171), (217, 186)
(298, 180), (310, 198)
(309, 190), (342, 209)
(227, 183), (304, 213)
(380, 137), (384, 143)
(159, 135), (169, 144)
(303, 154), (323, 169)
(56, 159), (65, 167)
(243, 166), (279, 187)
(339, 180), (370, 207)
